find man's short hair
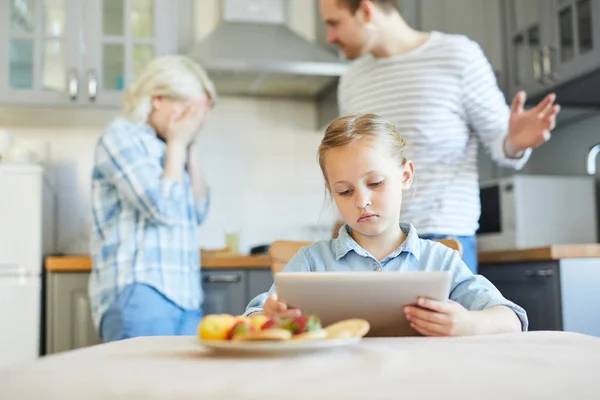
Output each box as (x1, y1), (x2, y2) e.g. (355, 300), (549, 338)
(337, 0), (398, 14)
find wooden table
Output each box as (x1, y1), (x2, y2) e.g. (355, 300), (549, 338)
(1, 331), (599, 399)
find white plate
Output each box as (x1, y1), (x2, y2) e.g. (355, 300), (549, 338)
(199, 337), (362, 355)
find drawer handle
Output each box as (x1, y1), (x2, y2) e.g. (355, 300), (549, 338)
(525, 269), (553, 277)
(203, 274), (241, 283)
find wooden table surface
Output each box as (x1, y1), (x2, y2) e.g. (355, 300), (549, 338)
(1, 331), (599, 399)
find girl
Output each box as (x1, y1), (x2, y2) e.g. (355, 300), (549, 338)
(245, 113), (527, 336)
(89, 55), (216, 341)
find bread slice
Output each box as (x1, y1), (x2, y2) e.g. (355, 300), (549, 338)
(324, 319), (370, 339)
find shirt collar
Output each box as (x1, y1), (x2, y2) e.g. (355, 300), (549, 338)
(333, 222), (421, 261)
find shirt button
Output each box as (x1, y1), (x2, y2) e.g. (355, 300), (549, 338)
(375, 265), (382, 272)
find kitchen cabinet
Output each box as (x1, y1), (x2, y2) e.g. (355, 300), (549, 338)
(480, 262), (562, 330)
(480, 258), (600, 335)
(45, 268), (274, 354)
(246, 268), (275, 301)
(503, 0), (552, 99)
(0, 0), (177, 107)
(202, 269), (274, 315)
(503, 0), (600, 104)
(202, 269), (247, 316)
(417, 0), (505, 82)
(45, 271), (101, 355)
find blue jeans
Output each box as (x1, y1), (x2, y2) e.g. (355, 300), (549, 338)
(100, 283), (203, 342)
(420, 234), (478, 274)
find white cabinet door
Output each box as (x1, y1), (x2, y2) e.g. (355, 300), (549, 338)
(0, 276), (41, 369)
(0, 167), (43, 273)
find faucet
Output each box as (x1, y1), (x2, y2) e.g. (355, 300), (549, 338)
(588, 144), (600, 175)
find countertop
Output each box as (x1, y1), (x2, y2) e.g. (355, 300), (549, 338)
(478, 244), (600, 264)
(45, 244), (600, 272)
(45, 253), (271, 272)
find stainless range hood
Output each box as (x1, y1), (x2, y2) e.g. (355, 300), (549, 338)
(186, 0), (348, 99)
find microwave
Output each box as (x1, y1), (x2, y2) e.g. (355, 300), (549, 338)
(476, 175), (598, 251)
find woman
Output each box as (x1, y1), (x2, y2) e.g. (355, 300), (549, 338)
(89, 55), (217, 341)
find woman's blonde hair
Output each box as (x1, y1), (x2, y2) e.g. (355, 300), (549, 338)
(122, 54), (217, 122)
(318, 113), (408, 184)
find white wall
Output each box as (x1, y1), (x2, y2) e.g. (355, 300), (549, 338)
(6, 96), (337, 255)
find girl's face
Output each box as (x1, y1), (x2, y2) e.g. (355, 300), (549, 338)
(324, 138), (414, 239)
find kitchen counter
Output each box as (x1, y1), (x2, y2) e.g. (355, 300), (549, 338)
(45, 253), (272, 272)
(478, 244), (600, 264)
(46, 244), (600, 271)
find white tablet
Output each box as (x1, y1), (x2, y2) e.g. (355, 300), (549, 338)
(274, 271), (451, 337)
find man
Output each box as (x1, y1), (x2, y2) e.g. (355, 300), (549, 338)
(320, 0), (560, 273)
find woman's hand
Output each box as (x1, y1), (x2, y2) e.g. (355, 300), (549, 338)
(404, 297), (476, 336)
(165, 100), (209, 147)
(263, 294), (302, 319)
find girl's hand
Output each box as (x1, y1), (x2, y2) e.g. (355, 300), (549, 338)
(263, 294), (302, 319)
(404, 297), (476, 336)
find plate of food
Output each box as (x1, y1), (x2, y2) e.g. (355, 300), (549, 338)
(197, 313), (370, 355)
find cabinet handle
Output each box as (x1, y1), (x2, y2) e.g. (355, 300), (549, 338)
(88, 69), (98, 102)
(67, 69), (78, 101)
(548, 45), (559, 81)
(542, 45), (551, 82)
(533, 49), (543, 83)
(525, 269), (554, 277)
(203, 274), (241, 283)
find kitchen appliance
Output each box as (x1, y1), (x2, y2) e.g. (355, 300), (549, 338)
(0, 164), (55, 368)
(187, 0), (347, 99)
(477, 175), (598, 251)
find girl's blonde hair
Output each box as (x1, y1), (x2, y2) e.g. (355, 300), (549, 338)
(318, 113), (408, 184)
(122, 55), (217, 122)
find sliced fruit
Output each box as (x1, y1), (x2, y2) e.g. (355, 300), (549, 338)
(198, 314), (237, 341)
(279, 314), (322, 334)
(248, 314), (270, 331)
(232, 328), (292, 341)
(261, 318), (279, 330)
(226, 320), (255, 340)
(291, 329), (328, 341)
(323, 319), (370, 339)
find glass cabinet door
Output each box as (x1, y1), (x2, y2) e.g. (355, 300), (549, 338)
(550, 0), (600, 83)
(0, 0), (81, 105)
(505, 0), (554, 98)
(84, 0), (174, 106)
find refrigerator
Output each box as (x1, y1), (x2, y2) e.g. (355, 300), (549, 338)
(0, 164), (55, 369)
